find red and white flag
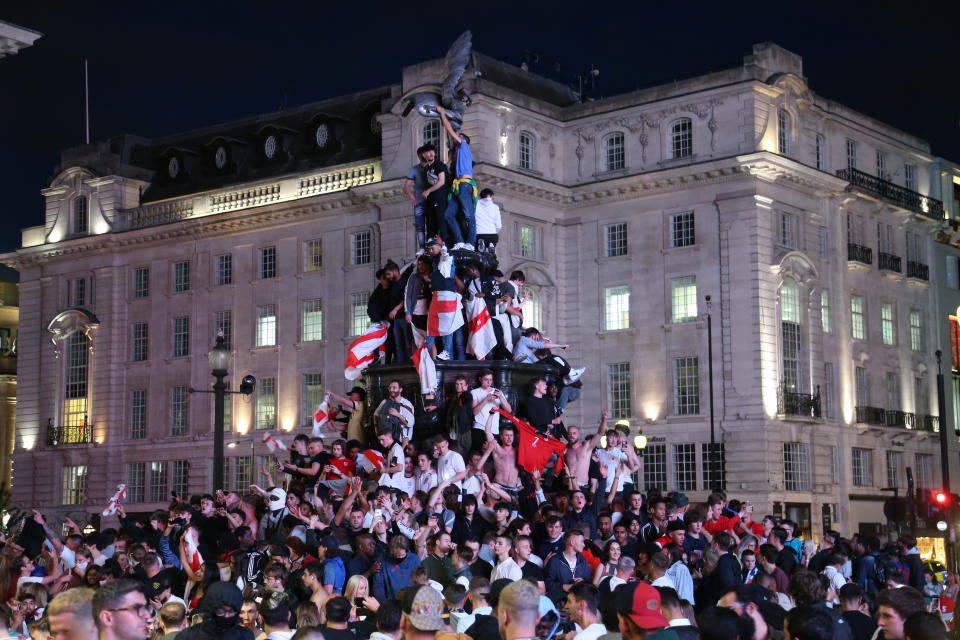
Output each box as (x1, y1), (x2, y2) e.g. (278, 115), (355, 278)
(465, 297), (496, 360)
(427, 290), (464, 337)
(357, 448), (385, 474)
(344, 322), (389, 380)
(312, 398), (330, 437)
(261, 432), (288, 453)
(102, 484), (126, 516)
(412, 343), (438, 393)
(184, 527), (203, 573)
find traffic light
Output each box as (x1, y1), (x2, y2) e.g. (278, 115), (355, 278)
(935, 491), (949, 506)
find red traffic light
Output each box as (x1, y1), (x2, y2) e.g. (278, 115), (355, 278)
(935, 492), (948, 504)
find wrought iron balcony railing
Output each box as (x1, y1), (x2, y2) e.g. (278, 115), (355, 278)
(855, 407), (939, 431)
(848, 242), (873, 265)
(46, 423), (94, 446)
(878, 252), (902, 273)
(906, 261), (929, 281)
(836, 168), (944, 220)
(778, 386), (822, 418)
(905, 413), (939, 432)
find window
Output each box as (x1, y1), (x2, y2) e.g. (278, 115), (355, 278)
(779, 212), (795, 247)
(846, 139), (858, 170)
(672, 444), (697, 491)
(150, 462), (168, 503)
(517, 223), (543, 260)
(69, 278), (87, 307)
(824, 363), (836, 419)
(134, 268), (150, 298)
(820, 290), (831, 334)
(303, 373), (323, 426)
(127, 463), (145, 503)
(886, 372), (901, 411)
(130, 389), (146, 439)
(815, 134), (825, 170)
(671, 276), (698, 323)
(171, 385), (189, 436)
(215, 254), (232, 286)
(132, 323), (149, 362)
(671, 119), (693, 158)
(256, 304), (277, 347)
(604, 132), (625, 171)
(522, 288), (542, 330)
(643, 444), (667, 491)
(62, 465), (87, 505)
(783, 442), (810, 491)
(906, 231), (923, 263)
(881, 303), (896, 346)
(604, 286), (630, 331)
(73, 196), (89, 234)
(886, 451), (903, 489)
(172, 460), (190, 497)
(519, 131), (535, 170)
(304, 240), (322, 272)
(781, 279), (802, 392)
(701, 443), (726, 491)
(778, 109), (791, 155)
(604, 223), (628, 257)
(214, 310), (232, 349)
(302, 299), (323, 342)
(422, 120), (440, 149)
(670, 212), (695, 248)
(607, 362), (631, 420)
(63, 332), (89, 429)
(259, 246), (277, 279)
(227, 456), (253, 493)
(819, 227), (829, 259)
(905, 164), (918, 191)
(852, 448), (873, 486)
(256, 377), (277, 430)
(910, 310), (923, 351)
(851, 295), (866, 340)
(350, 293), (368, 336)
(173, 261), (191, 292)
(915, 377), (929, 417)
(855, 366), (869, 407)
(829, 446), (839, 483)
(878, 222), (896, 254)
(350, 230), (372, 265)
(916, 453), (934, 489)
(674, 357), (700, 415)
(172, 316), (190, 357)
(876, 151), (887, 179)
(847, 213), (864, 244)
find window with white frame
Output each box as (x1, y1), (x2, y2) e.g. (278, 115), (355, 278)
(603, 286), (630, 331)
(815, 134), (825, 170)
(215, 254), (232, 286)
(134, 267), (150, 298)
(256, 377), (277, 430)
(302, 299), (323, 342)
(819, 227), (829, 259)
(783, 442), (810, 491)
(171, 386), (189, 436)
(881, 303), (896, 346)
(519, 131), (535, 170)
(516, 223), (543, 259)
(886, 372), (900, 411)
(824, 362), (836, 419)
(69, 278), (87, 307)
(851, 295), (866, 340)
(820, 289), (831, 334)
(916, 453), (934, 488)
(604, 132), (625, 171)
(915, 377), (928, 418)
(671, 276), (697, 323)
(350, 293), (368, 336)
(172, 316), (190, 357)
(422, 120), (440, 149)
(670, 211), (695, 248)
(876, 151), (887, 179)
(886, 450), (903, 489)
(173, 261), (191, 292)
(829, 445), (839, 483)
(130, 389), (146, 439)
(779, 212), (795, 247)
(855, 366), (869, 407)
(674, 357), (700, 415)
(350, 230), (372, 265)
(127, 463), (145, 502)
(214, 310), (232, 349)
(304, 373), (324, 426)
(259, 246), (277, 279)
(846, 139), (858, 170)
(852, 448), (873, 486)
(672, 443), (697, 491)
(73, 196), (89, 234)
(604, 223), (628, 257)
(607, 362), (631, 420)
(227, 456), (253, 493)
(256, 304), (277, 347)
(172, 460), (189, 497)
(63, 465), (87, 505)
(778, 109), (791, 155)
(671, 119), (693, 158)
(304, 239), (322, 272)
(150, 462), (168, 503)
(643, 444), (667, 490)
(132, 323), (149, 362)
(521, 288), (542, 330)
(701, 443), (726, 491)
(906, 231), (923, 264)
(63, 332), (89, 430)
(910, 310), (923, 351)
(781, 279), (802, 392)
(905, 164), (917, 191)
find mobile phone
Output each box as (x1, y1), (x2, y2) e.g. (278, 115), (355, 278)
(374, 509), (383, 519)
(354, 598), (365, 607)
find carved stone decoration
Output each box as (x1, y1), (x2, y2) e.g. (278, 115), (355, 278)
(680, 98), (723, 151)
(573, 129), (586, 177)
(47, 308), (100, 359)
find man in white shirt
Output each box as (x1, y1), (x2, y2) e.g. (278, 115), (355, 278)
(474, 188), (502, 253)
(377, 427), (405, 490)
(470, 369), (512, 451)
(566, 582), (607, 640)
(414, 452), (439, 494)
(490, 535), (522, 582)
(434, 433), (467, 492)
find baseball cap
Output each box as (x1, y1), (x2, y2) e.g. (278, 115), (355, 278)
(617, 582), (668, 630)
(667, 520), (686, 533)
(673, 493), (689, 508)
(421, 237), (442, 249)
(319, 535), (340, 551)
(401, 585), (445, 631)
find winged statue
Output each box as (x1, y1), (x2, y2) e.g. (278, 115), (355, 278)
(405, 31), (473, 131)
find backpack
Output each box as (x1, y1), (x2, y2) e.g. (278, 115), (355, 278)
(872, 551), (892, 590)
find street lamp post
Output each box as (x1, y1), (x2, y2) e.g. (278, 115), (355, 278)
(208, 334), (232, 493)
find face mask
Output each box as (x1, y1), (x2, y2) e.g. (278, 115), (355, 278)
(76, 561), (89, 572)
(213, 614), (238, 630)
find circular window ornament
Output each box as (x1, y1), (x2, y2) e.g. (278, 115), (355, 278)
(263, 135), (278, 160)
(214, 146), (227, 170)
(167, 156), (180, 179)
(314, 123), (330, 149)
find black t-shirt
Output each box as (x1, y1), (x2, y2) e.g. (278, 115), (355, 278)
(319, 626), (357, 640)
(519, 560), (543, 582)
(422, 160), (449, 198)
(523, 395), (555, 429)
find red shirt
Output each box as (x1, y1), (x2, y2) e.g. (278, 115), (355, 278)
(704, 515), (740, 534)
(328, 456), (355, 480)
(494, 409), (567, 474)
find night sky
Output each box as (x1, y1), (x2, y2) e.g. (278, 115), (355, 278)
(2, 1), (957, 257)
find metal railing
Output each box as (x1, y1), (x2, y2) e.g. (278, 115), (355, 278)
(878, 252), (902, 273)
(907, 261), (929, 281)
(848, 242), (873, 265)
(836, 168), (944, 220)
(905, 414), (939, 432)
(778, 386), (822, 418)
(855, 407), (940, 432)
(46, 423), (94, 446)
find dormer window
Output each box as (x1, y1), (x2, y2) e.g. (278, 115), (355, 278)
(73, 196), (88, 234)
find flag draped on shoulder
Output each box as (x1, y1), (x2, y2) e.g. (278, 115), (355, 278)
(312, 398), (330, 437)
(465, 296), (496, 360)
(344, 322), (389, 380)
(492, 408), (567, 474)
(412, 343), (438, 393)
(427, 250), (463, 338)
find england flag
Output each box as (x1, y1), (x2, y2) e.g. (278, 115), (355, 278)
(261, 432), (288, 453)
(102, 484), (126, 516)
(357, 448), (385, 474)
(412, 343), (438, 393)
(312, 398), (330, 437)
(465, 297), (496, 360)
(344, 322), (389, 380)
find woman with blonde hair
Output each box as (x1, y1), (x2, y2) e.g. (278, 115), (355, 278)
(342, 575), (379, 621)
(294, 602), (321, 629)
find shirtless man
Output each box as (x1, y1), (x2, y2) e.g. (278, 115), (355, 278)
(564, 411), (608, 491)
(484, 411), (520, 494)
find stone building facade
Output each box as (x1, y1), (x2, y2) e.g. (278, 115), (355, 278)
(2, 42), (955, 537)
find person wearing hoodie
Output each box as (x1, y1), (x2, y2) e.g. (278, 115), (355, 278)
(899, 536), (925, 593)
(371, 536), (421, 603)
(176, 582), (254, 640)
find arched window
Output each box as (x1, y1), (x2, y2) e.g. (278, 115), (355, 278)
(778, 109), (791, 155)
(671, 119), (692, 158)
(519, 131), (535, 170)
(780, 279), (802, 392)
(422, 120), (440, 150)
(604, 132), (625, 171)
(73, 196), (89, 234)
(63, 331), (90, 433)
(522, 287), (542, 331)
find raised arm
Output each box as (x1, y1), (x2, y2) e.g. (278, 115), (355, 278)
(586, 410), (608, 449)
(484, 411), (502, 453)
(435, 107), (462, 144)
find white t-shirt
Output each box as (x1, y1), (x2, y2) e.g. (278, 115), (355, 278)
(596, 448), (628, 491)
(471, 387), (504, 433)
(438, 450), (466, 489)
(379, 442), (406, 489)
(462, 474), (481, 497)
(415, 469), (438, 494)
(475, 198), (502, 235)
(398, 474), (416, 498)
(491, 557), (522, 582)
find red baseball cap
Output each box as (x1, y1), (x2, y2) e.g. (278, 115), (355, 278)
(617, 582), (668, 630)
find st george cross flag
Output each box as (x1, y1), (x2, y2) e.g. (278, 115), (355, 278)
(465, 296), (496, 360)
(492, 408), (567, 474)
(102, 484), (127, 516)
(412, 343), (438, 393)
(184, 526), (203, 573)
(427, 290), (464, 337)
(312, 398), (330, 437)
(344, 322), (389, 380)
(262, 432), (288, 453)
(357, 448), (385, 474)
